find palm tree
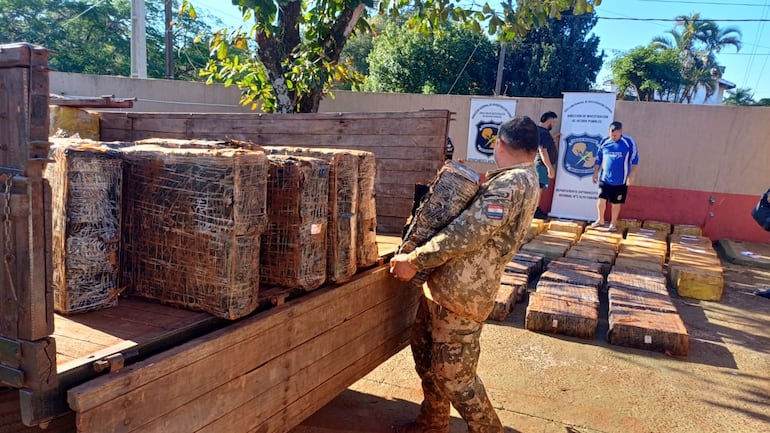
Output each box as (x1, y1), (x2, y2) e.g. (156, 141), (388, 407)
(650, 13), (741, 103)
(723, 87), (755, 106)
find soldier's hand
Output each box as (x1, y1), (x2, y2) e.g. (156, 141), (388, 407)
(389, 254), (419, 282)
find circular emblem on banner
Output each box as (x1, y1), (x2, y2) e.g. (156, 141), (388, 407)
(563, 134), (602, 178)
(474, 121), (500, 156)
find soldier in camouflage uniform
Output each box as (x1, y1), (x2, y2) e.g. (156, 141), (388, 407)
(390, 116), (541, 433)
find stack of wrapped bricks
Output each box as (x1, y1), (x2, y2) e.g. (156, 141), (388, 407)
(669, 231), (724, 301)
(45, 138), (379, 320)
(525, 220), (606, 339)
(46, 140), (124, 314)
(606, 225), (689, 356)
(120, 144), (269, 320)
(263, 147), (379, 270)
(519, 221), (578, 262)
(616, 227), (668, 273)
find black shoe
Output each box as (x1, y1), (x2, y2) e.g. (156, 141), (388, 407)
(534, 208), (548, 219)
(755, 288), (770, 299)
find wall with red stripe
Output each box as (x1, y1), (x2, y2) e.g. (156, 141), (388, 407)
(323, 93), (770, 243)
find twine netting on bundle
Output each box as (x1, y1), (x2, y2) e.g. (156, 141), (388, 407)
(120, 145), (267, 320)
(399, 160), (481, 287)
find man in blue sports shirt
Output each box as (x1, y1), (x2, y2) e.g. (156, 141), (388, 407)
(590, 121), (639, 232)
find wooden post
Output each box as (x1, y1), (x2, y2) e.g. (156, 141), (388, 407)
(0, 42), (57, 427)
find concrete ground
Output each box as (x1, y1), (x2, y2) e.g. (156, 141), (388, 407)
(290, 259), (770, 433)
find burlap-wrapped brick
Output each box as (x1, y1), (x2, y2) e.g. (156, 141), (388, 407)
(120, 145), (267, 319)
(261, 155), (329, 290)
(350, 149), (378, 267)
(46, 139), (123, 314)
(262, 147), (359, 283)
(399, 161), (480, 286)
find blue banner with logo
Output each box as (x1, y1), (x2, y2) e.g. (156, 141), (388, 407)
(465, 98), (517, 163)
(550, 92), (616, 220)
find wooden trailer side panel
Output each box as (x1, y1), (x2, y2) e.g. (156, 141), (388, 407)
(97, 111), (451, 234)
(68, 265), (419, 433)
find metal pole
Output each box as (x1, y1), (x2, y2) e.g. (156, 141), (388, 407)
(130, 0), (147, 78)
(165, 0), (174, 79)
(494, 43), (505, 96)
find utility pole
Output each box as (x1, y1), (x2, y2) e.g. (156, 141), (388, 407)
(130, 0), (147, 78)
(165, 0), (174, 79)
(494, 43), (505, 96)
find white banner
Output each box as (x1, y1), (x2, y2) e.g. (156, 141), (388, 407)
(550, 92), (617, 220)
(465, 98), (517, 163)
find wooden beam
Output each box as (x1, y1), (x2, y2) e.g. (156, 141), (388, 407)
(0, 365), (23, 387)
(0, 336), (21, 366)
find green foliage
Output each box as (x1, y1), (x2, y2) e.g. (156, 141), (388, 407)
(192, 0), (603, 112)
(0, 0), (217, 80)
(723, 87), (755, 106)
(501, 11), (603, 97)
(364, 20), (497, 95)
(610, 46), (685, 101)
(650, 13), (741, 102)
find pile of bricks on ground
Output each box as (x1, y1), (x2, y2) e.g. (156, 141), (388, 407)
(508, 217), (724, 357)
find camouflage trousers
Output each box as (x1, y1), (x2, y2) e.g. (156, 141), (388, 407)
(410, 296), (503, 433)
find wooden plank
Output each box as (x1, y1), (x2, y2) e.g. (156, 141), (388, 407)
(0, 43), (49, 68)
(0, 193), (30, 341)
(242, 329), (410, 433)
(0, 336), (21, 367)
(0, 68), (28, 168)
(28, 66), (49, 143)
(19, 177), (53, 341)
(19, 338), (57, 391)
(0, 388), (75, 433)
(99, 111), (451, 140)
(68, 265), (400, 412)
(84, 293), (418, 433)
(0, 364), (23, 387)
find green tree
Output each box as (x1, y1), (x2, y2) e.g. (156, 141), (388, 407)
(145, 2), (221, 80)
(723, 87), (756, 106)
(0, 0), (216, 80)
(364, 21), (498, 95)
(650, 13), (741, 102)
(610, 46), (685, 102)
(0, 0), (133, 75)
(501, 10), (603, 97)
(191, 0), (603, 113)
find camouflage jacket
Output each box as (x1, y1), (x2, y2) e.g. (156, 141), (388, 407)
(406, 162), (540, 322)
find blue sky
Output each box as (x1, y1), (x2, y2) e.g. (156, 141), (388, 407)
(190, 0), (770, 101)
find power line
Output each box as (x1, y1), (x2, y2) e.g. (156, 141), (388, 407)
(597, 16), (770, 22)
(636, 0), (770, 6)
(751, 1), (770, 95)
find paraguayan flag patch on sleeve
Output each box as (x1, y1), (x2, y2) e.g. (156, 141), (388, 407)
(486, 204), (504, 219)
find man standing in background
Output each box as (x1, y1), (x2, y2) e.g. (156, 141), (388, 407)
(534, 111), (559, 218)
(591, 121), (639, 232)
